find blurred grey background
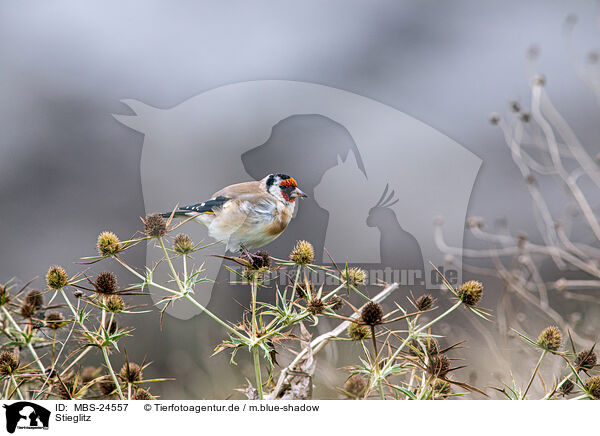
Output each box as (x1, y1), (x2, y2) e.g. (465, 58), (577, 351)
(1, 0), (599, 398)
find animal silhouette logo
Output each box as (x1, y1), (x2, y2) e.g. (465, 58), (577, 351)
(3, 402), (50, 433)
(114, 80), (481, 319)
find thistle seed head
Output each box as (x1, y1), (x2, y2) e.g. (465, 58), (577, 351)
(409, 337), (440, 357)
(347, 322), (370, 341)
(433, 379), (451, 396)
(143, 214), (167, 238)
(296, 281), (314, 299)
(427, 354), (450, 378)
(538, 326), (562, 351)
(584, 375), (600, 400)
(99, 377), (116, 396)
(0, 284), (9, 306)
(94, 271), (117, 294)
(57, 378), (75, 400)
(46, 265), (69, 290)
(120, 362), (142, 383)
(105, 295), (125, 313)
(0, 351), (19, 375)
(559, 379), (574, 396)
(45, 311), (65, 330)
(457, 280), (483, 306)
(250, 250), (271, 270)
(361, 301), (383, 326)
(97, 231), (122, 256)
(24, 289), (44, 309)
(307, 296), (325, 315)
(80, 366), (97, 384)
(173, 233), (194, 255)
(327, 295), (344, 312)
(342, 267), (367, 287)
(133, 388), (153, 400)
(415, 294), (434, 311)
(289, 240), (314, 264)
(343, 374), (367, 398)
(575, 348), (597, 372)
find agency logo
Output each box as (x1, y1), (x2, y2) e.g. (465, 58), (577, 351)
(114, 80), (481, 319)
(3, 402), (50, 433)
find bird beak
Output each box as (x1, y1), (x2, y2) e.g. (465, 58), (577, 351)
(291, 187), (308, 198)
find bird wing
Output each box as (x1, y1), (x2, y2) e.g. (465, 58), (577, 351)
(177, 181), (268, 215)
(211, 181), (263, 199)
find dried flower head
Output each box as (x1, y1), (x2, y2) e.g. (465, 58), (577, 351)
(584, 375), (600, 400)
(250, 250), (271, 270)
(94, 271), (117, 294)
(489, 113), (500, 125)
(173, 233), (194, 255)
(80, 367), (97, 384)
(289, 240), (314, 264)
(133, 389), (153, 400)
(575, 348), (597, 372)
(120, 362), (142, 383)
(538, 326), (562, 352)
(57, 378), (75, 400)
(427, 354), (450, 378)
(415, 294), (434, 311)
(348, 322), (370, 341)
(97, 231), (122, 256)
(105, 295), (125, 313)
(296, 281), (314, 299)
(143, 214), (167, 238)
(344, 374), (367, 398)
(46, 265), (69, 290)
(24, 289), (44, 309)
(45, 311), (65, 330)
(409, 337), (440, 357)
(105, 320), (118, 335)
(0, 284), (9, 306)
(510, 100), (521, 112)
(342, 267), (367, 287)
(521, 112), (531, 123)
(19, 302), (36, 319)
(327, 295), (344, 312)
(307, 296), (325, 315)
(559, 379), (574, 396)
(361, 301), (383, 326)
(457, 280), (483, 307)
(99, 377), (116, 396)
(433, 379), (451, 396)
(0, 351), (19, 375)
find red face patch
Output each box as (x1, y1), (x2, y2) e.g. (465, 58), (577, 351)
(280, 177), (297, 188)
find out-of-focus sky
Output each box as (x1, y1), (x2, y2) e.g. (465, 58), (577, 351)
(1, 1), (599, 398)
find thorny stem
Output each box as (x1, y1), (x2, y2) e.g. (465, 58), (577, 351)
(523, 350), (547, 399)
(381, 301), (462, 376)
(1, 306), (46, 374)
(127, 240), (246, 340)
(10, 375), (23, 400)
(252, 346), (264, 400)
(102, 346), (124, 400)
(250, 273), (264, 400)
(158, 237), (185, 294)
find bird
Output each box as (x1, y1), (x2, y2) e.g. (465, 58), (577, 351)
(160, 173), (307, 257)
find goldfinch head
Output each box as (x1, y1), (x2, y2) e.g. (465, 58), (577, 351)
(264, 173), (307, 203)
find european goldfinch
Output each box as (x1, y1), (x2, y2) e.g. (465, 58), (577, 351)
(161, 174), (307, 254)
